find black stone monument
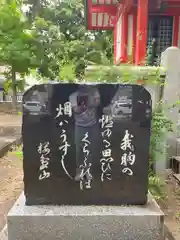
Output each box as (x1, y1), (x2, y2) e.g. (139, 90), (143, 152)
(22, 83), (152, 205)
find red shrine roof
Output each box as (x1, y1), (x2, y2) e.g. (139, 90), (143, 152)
(84, 0), (118, 30)
(85, 0), (180, 30)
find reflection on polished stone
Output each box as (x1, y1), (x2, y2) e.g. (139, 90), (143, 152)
(22, 83), (152, 206)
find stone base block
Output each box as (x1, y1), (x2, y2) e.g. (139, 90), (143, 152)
(7, 192), (164, 240)
(0, 225), (8, 240)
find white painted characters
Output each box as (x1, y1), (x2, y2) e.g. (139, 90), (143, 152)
(100, 157), (114, 181)
(59, 128), (72, 179)
(55, 102), (72, 179)
(121, 152), (135, 166)
(38, 141), (51, 180)
(100, 115), (114, 182)
(100, 115), (113, 128)
(120, 130), (135, 176)
(38, 142), (50, 155)
(55, 102), (72, 118)
(120, 130), (134, 151)
(102, 148), (112, 157)
(79, 132), (92, 190)
(59, 129), (71, 156)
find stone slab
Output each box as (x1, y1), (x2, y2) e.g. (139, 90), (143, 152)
(0, 136), (21, 158)
(7, 192), (165, 240)
(23, 83), (151, 205)
(0, 225), (8, 240)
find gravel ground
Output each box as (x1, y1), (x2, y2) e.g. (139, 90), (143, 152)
(0, 152), (23, 231)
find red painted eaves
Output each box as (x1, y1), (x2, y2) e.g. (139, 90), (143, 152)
(90, 5), (117, 15)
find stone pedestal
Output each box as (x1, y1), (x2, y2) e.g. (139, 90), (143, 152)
(7, 192), (165, 240)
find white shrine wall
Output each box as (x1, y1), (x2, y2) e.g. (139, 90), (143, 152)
(127, 14), (133, 58)
(115, 14), (133, 64)
(115, 15), (122, 63)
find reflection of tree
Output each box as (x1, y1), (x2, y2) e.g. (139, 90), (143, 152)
(31, 90), (44, 105)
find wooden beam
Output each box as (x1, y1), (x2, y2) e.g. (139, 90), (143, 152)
(135, 0), (148, 65)
(90, 5), (117, 15)
(173, 16), (179, 46)
(88, 26), (114, 30)
(132, 14), (137, 63)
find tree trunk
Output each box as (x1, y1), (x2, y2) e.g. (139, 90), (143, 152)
(11, 67), (17, 113)
(30, 0), (41, 22)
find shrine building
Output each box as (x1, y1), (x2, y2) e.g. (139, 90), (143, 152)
(84, 0), (180, 65)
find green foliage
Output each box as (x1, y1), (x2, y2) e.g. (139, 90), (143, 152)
(148, 102), (173, 199)
(59, 63), (76, 82)
(148, 100), (180, 199)
(0, 0), (114, 90)
(0, 1), (39, 71)
(146, 39), (161, 67)
(0, 0), (41, 109)
(26, 0), (113, 80)
(32, 16), (63, 79)
(148, 176), (166, 200)
(146, 39), (154, 66)
(149, 102), (173, 168)
(9, 144), (23, 160)
(85, 65), (165, 84)
(15, 149), (23, 159)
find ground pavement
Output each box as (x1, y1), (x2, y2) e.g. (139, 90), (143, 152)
(0, 114), (22, 233)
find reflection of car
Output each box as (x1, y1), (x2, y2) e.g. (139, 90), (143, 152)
(112, 101), (132, 116)
(23, 101), (47, 115)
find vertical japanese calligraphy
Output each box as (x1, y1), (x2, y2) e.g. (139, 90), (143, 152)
(56, 102), (72, 118)
(55, 102), (72, 178)
(120, 130), (135, 176)
(38, 142), (50, 180)
(79, 132), (92, 190)
(100, 115), (114, 182)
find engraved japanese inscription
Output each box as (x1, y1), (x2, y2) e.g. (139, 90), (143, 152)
(22, 83), (151, 205)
